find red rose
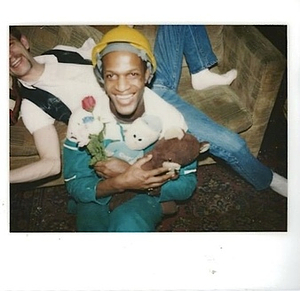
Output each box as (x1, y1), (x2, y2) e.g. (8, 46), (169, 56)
(82, 96), (96, 112)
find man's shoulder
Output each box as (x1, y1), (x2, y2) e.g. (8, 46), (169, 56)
(34, 54), (59, 65)
(144, 87), (161, 99)
(21, 99), (54, 134)
(144, 87), (182, 114)
(144, 87), (173, 107)
(143, 87), (188, 132)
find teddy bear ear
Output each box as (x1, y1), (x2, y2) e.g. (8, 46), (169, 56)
(164, 127), (185, 140)
(199, 141), (210, 153)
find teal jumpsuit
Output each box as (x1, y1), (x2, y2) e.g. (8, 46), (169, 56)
(63, 138), (197, 232)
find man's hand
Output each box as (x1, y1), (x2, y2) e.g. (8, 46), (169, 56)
(96, 154), (176, 198)
(115, 154), (175, 191)
(94, 157), (130, 178)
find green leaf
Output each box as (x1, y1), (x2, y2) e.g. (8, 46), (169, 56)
(86, 129), (107, 166)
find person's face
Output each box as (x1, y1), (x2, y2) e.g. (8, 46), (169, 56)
(102, 51), (151, 119)
(9, 35), (35, 79)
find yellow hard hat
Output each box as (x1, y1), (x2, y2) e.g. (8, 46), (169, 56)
(92, 25), (156, 72)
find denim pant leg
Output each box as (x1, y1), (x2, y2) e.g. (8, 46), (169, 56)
(152, 86), (273, 191)
(152, 25), (185, 91)
(152, 25), (218, 91)
(182, 25), (218, 74)
(108, 194), (162, 232)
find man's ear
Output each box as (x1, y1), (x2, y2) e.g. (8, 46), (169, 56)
(144, 68), (152, 84)
(20, 35), (30, 51)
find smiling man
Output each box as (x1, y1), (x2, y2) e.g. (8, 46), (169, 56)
(9, 27), (108, 183)
(63, 26), (198, 232)
(9, 29), (44, 80)
(10, 25), (287, 231)
(9, 28), (62, 182)
(10, 25), (286, 197)
(103, 50), (149, 119)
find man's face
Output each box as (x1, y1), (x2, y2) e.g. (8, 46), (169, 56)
(9, 35), (34, 79)
(102, 51), (150, 119)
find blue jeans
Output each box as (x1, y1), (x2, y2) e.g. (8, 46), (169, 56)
(151, 25), (273, 190)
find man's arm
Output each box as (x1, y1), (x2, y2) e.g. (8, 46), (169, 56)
(159, 160), (198, 202)
(95, 154), (174, 198)
(94, 157), (130, 179)
(10, 124), (61, 183)
(64, 145), (175, 204)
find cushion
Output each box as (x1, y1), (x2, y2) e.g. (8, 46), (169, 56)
(178, 67), (252, 133)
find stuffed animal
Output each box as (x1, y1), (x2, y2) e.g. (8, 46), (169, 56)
(141, 126), (209, 173)
(124, 115), (163, 151)
(67, 96), (104, 147)
(67, 101), (210, 211)
(66, 96), (107, 165)
(109, 126), (210, 211)
(105, 115), (163, 164)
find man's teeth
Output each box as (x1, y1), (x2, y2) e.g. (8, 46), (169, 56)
(116, 94), (134, 102)
(11, 58), (21, 67)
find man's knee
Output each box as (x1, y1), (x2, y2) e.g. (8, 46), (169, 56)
(108, 196), (162, 232)
(76, 202), (109, 232)
(108, 212), (151, 232)
(76, 218), (107, 232)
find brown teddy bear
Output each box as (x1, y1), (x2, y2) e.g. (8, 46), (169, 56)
(142, 127), (209, 172)
(67, 100), (210, 212)
(109, 127), (209, 211)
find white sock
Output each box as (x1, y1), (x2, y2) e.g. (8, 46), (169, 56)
(191, 68), (237, 90)
(270, 172), (287, 197)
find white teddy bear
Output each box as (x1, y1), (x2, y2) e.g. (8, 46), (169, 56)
(66, 96), (104, 148)
(105, 115), (163, 164)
